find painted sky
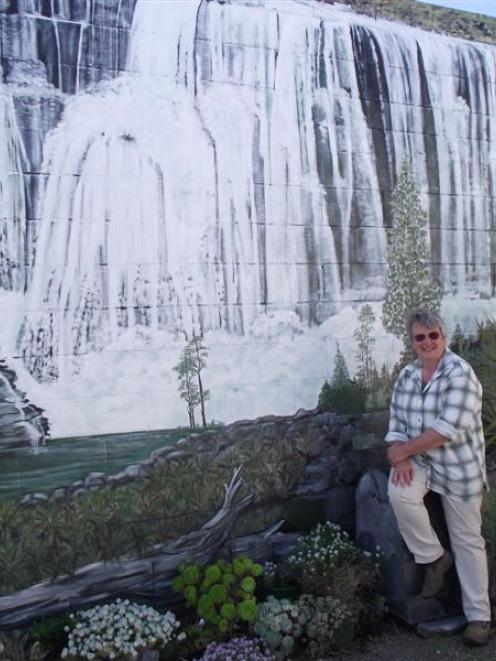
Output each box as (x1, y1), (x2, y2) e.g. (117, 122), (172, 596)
(417, 0), (496, 17)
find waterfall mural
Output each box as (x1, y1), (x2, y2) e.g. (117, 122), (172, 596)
(0, 0), (495, 449)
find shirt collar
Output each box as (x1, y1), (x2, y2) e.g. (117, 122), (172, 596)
(411, 348), (454, 386)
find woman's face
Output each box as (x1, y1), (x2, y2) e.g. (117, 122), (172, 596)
(411, 321), (446, 365)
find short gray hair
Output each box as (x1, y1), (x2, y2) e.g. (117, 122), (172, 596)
(407, 308), (446, 342)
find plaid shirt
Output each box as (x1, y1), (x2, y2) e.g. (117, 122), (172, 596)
(386, 349), (487, 502)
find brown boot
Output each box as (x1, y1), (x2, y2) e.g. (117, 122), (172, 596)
(421, 550), (453, 598)
(462, 621), (492, 646)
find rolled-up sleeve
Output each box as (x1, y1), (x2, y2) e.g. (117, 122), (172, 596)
(385, 379), (409, 444)
(430, 372), (482, 440)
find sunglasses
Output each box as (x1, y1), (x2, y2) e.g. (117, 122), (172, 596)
(413, 331), (440, 343)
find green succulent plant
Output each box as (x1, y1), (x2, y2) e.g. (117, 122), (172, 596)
(298, 594), (354, 658)
(254, 596), (307, 660)
(173, 554), (262, 636)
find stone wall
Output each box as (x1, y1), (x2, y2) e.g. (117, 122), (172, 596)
(20, 407), (389, 506)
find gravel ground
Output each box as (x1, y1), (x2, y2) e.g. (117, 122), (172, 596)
(297, 617), (496, 661)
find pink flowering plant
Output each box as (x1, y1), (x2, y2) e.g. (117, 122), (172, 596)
(196, 636), (274, 660)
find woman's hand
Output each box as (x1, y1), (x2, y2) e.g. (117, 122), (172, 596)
(391, 459), (414, 486)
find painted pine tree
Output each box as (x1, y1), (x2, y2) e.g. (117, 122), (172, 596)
(354, 304), (376, 390)
(331, 344), (350, 386)
(173, 335), (210, 428)
(188, 335), (210, 427)
(173, 350), (200, 429)
(382, 161), (442, 348)
(318, 344), (366, 414)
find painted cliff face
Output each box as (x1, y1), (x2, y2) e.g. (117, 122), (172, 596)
(1, 0), (495, 440)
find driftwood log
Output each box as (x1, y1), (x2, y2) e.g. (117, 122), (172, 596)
(0, 467), (252, 628)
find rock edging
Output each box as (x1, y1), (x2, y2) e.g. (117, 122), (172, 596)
(21, 408), (389, 506)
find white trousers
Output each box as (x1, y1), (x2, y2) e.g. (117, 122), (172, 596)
(388, 465), (491, 622)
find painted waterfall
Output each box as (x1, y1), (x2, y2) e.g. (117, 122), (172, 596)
(1, 0), (495, 442)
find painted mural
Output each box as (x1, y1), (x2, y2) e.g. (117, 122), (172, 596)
(1, 0), (496, 503)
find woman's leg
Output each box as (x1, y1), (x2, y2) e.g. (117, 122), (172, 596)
(388, 465), (444, 564)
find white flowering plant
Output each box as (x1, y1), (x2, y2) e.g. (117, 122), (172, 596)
(261, 561), (297, 587)
(286, 522), (384, 638)
(61, 599), (184, 660)
(286, 522), (359, 581)
(262, 562), (277, 585)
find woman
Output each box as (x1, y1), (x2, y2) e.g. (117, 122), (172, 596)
(386, 308), (491, 646)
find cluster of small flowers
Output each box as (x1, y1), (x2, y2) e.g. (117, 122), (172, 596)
(61, 599), (183, 660)
(197, 636), (274, 660)
(262, 561), (277, 580)
(363, 544), (383, 568)
(286, 521), (356, 576)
